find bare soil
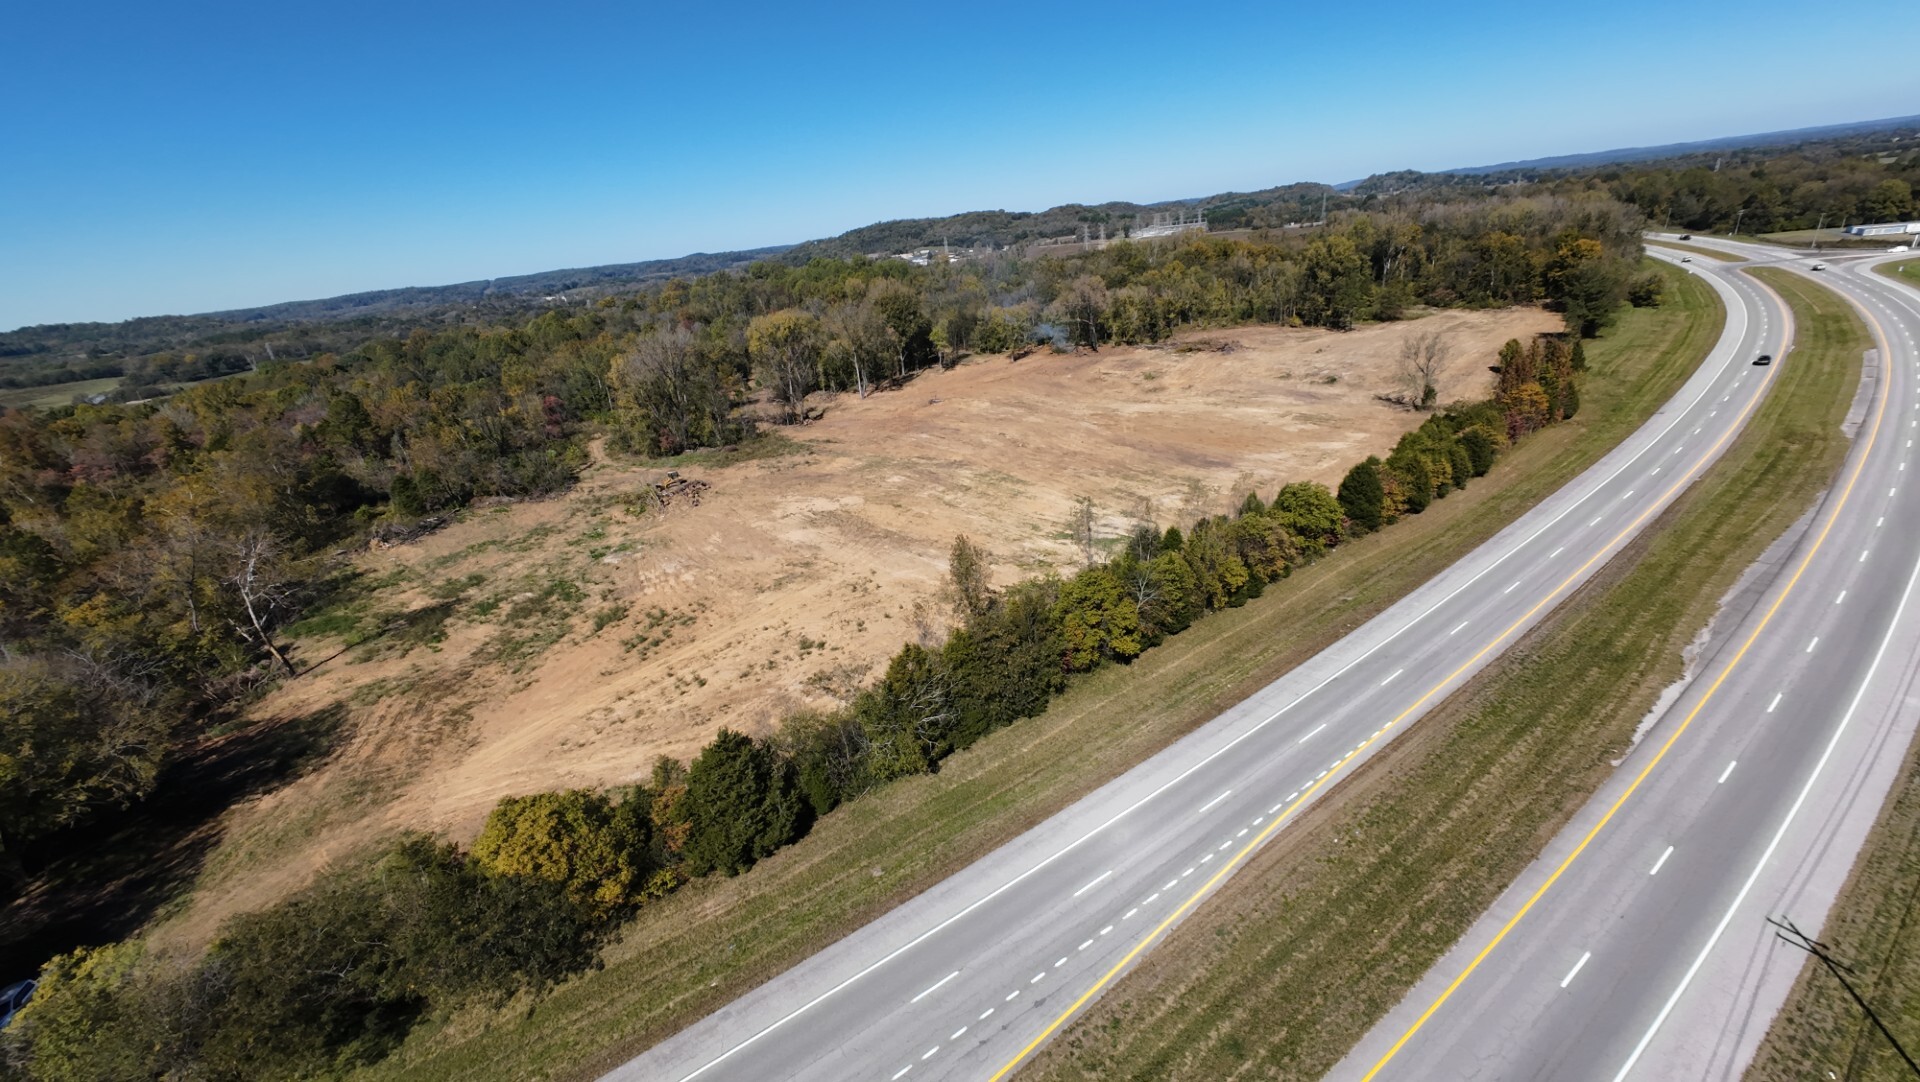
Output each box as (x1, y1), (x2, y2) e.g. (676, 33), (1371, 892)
(153, 309), (1556, 947)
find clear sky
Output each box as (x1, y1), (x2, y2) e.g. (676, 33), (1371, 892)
(3, 0), (1915, 330)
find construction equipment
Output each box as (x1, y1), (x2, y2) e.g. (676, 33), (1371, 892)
(650, 470), (710, 508)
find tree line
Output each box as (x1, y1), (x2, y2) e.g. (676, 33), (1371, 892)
(1604, 146), (1918, 234)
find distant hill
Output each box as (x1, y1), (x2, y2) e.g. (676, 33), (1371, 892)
(7, 112), (1916, 390)
(1438, 113), (1920, 179)
(200, 246), (794, 325)
(779, 182), (1337, 259)
(0, 247), (793, 386)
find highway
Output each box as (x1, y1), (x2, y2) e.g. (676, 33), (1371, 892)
(610, 251), (1788, 1082)
(1332, 239), (1920, 1082)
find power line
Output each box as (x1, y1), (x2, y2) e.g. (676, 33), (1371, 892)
(1769, 915), (1920, 1078)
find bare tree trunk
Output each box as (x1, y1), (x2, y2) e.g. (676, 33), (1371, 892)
(230, 532), (297, 677)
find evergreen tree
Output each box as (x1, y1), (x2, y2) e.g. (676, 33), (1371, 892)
(1338, 458), (1386, 531)
(681, 730), (805, 876)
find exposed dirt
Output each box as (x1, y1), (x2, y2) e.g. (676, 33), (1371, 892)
(154, 308), (1556, 946)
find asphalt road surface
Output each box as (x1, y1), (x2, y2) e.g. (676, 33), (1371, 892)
(611, 252), (1786, 1082)
(1332, 239), (1920, 1082)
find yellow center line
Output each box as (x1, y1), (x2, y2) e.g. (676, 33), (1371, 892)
(988, 281), (1795, 1082)
(1358, 276), (1894, 1080)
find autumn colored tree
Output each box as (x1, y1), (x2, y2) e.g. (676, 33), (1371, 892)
(747, 310), (825, 424)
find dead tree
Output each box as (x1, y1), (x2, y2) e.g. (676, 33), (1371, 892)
(227, 529), (297, 676)
(1070, 496), (1097, 567)
(1398, 330), (1453, 410)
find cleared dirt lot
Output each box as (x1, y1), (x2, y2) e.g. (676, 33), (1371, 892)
(159, 307), (1557, 943)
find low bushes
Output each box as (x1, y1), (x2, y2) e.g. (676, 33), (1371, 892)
(3, 837), (602, 1081)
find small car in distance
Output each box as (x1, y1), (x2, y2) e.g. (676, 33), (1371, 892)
(1680, 256), (1693, 262)
(1811, 262), (1827, 271)
(1679, 234), (1693, 240)
(1753, 354), (1773, 366)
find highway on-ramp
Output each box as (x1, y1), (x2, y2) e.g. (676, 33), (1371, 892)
(611, 253), (1785, 1082)
(1332, 239), (1920, 1082)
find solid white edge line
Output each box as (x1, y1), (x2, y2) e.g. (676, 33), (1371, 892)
(664, 256), (1761, 1082)
(1611, 405), (1920, 1082)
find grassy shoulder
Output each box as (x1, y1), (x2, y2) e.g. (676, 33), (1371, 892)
(1875, 257), (1920, 287)
(1746, 281), (1920, 1082)
(1648, 239), (1744, 263)
(350, 267), (1722, 1082)
(1021, 268), (1865, 1080)
(1748, 730), (1920, 1080)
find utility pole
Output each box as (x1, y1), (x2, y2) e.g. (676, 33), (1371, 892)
(1769, 917), (1920, 1078)
(1812, 213), (1828, 251)
(1732, 208), (1747, 238)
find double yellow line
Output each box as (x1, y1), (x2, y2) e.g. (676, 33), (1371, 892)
(987, 277), (1809, 1081)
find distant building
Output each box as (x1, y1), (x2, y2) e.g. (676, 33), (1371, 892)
(1844, 220), (1920, 237)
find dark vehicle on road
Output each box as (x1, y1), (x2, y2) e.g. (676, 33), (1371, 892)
(1, 980), (35, 1028)
(1679, 234), (1693, 240)
(1754, 354), (1773, 366)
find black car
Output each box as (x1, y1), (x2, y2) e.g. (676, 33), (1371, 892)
(1754, 354), (1773, 366)
(1679, 234), (1693, 240)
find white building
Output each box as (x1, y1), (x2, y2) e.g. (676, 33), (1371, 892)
(1844, 220), (1920, 237)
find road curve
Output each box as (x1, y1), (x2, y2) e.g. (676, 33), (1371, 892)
(609, 254), (1780, 1082)
(1331, 239), (1920, 1082)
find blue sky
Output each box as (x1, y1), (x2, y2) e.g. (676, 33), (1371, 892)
(3, 0), (1915, 330)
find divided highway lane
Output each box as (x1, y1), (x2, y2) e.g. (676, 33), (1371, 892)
(612, 255), (1785, 1082)
(1332, 242), (1920, 1082)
